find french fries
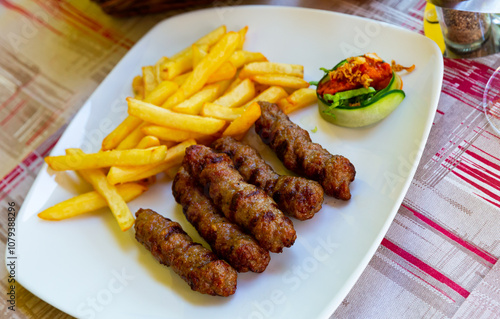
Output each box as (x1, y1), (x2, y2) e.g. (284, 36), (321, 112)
(142, 66), (158, 97)
(239, 62), (304, 79)
(41, 25), (317, 233)
(229, 51), (268, 69)
(38, 183), (147, 221)
(241, 86), (289, 109)
(66, 149), (135, 231)
(107, 139), (196, 185)
(201, 102), (245, 121)
(222, 102), (261, 139)
(162, 32), (240, 108)
(213, 78), (255, 108)
(136, 135), (160, 149)
(101, 81), (178, 151)
(128, 98), (226, 135)
(278, 88), (317, 114)
(141, 125), (205, 142)
(206, 61), (237, 84)
(251, 74), (310, 89)
(45, 146), (168, 171)
(172, 82), (227, 115)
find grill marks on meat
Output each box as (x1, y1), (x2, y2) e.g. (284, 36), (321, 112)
(134, 209), (237, 296)
(255, 102), (355, 200)
(183, 145), (296, 253)
(172, 166), (270, 273)
(212, 136), (324, 220)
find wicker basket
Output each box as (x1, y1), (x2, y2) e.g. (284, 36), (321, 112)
(93, 0), (216, 17)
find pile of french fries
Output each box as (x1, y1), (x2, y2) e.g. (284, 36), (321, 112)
(39, 25), (317, 231)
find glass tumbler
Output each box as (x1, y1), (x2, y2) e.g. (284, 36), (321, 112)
(484, 67), (500, 135)
(436, 7), (492, 53)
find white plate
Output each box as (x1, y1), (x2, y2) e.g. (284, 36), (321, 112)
(12, 6), (443, 319)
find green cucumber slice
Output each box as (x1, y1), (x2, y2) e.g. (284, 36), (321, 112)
(323, 87), (376, 107)
(319, 90), (405, 128)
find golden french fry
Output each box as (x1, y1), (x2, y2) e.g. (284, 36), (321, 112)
(229, 50), (268, 69)
(171, 72), (191, 86)
(162, 32), (240, 109)
(251, 74), (310, 89)
(102, 81), (176, 151)
(154, 57), (169, 83)
(192, 44), (208, 68)
(128, 98), (226, 135)
(213, 78), (255, 108)
(162, 54), (193, 80)
(143, 66), (158, 97)
(236, 26), (248, 50)
(143, 81), (179, 106)
(207, 61), (237, 84)
(170, 25), (227, 60)
(38, 183), (147, 221)
(136, 135), (161, 149)
(66, 149), (135, 231)
(239, 62), (303, 79)
(201, 102), (245, 121)
(132, 75), (144, 100)
(81, 168), (135, 231)
(115, 123), (146, 150)
(102, 116), (143, 151)
(141, 125), (206, 142)
(222, 101), (261, 138)
(241, 86), (288, 109)
(162, 44), (207, 80)
(278, 88), (317, 114)
(45, 146), (168, 171)
(172, 83), (225, 115)
(225, 77), (243, 93)
(107, 139), (196, 185)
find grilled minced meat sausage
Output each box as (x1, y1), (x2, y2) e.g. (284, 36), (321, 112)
(183, 145), (296, 253)
(134, 209), (237, 296)
(255, 102), (356, 200)
(172, 166), (270, 273)
(212, 136), (324, 220)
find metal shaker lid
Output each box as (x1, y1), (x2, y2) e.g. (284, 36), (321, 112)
(428, 0), (500, 13)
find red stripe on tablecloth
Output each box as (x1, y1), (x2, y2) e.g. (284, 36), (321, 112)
(452, 170), (500, 209)
(442, 59), (494, 111)
(390, 256), (456, 302)
(448, 145), (500, 208)
(381, 238), (470, 298)
(61, 1), (135, 47)
(0, 0), (64, 36)
(458, 154), (500, 189)
(465, 145), (500, 173)
(0, 100), (26, 126)
(0, 166), (23, 190)
(403, 205), (498, 264)
(25, 111), (58, 146)
(33, 0), (133, 50)
(0, 90), (19, 112)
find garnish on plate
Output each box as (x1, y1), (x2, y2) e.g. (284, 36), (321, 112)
(312, 53), (414, 128)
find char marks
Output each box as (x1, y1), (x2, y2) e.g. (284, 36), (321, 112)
(183, 145), (296, 253)
(134, 209), (237, 297)
(255, 101), (355, 200)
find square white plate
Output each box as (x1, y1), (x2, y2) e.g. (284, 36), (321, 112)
(12, 6), (443, 319)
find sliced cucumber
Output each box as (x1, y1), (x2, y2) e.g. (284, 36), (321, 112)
(319, 90), (405, 128)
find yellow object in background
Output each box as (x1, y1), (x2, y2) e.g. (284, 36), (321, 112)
(424, 3), (446, 54)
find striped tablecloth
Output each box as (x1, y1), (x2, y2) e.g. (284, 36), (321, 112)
(1, 0), (500, 318)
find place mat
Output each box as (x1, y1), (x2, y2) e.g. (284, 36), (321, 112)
(2, 1), (500, 318)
